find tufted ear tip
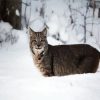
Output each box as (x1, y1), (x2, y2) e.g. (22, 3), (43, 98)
(29, 27), (34, 32)
(42, 28), (47, 36)
(29, 27), (35, 36)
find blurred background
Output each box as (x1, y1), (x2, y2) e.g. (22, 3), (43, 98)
(0, 0), (100, 47)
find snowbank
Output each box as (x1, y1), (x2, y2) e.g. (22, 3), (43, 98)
(29, 17), (46, 32)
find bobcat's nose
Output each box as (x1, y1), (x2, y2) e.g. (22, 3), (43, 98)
(36, 44), (41, 49)
(37, 44), (40, 47)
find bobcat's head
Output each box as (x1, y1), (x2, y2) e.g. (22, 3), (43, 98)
(29, 28), (48, 56)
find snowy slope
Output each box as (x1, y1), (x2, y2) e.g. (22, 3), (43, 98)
(0, 31), (100, 100)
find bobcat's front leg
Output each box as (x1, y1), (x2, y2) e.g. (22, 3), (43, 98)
(40, 67), (53, 77)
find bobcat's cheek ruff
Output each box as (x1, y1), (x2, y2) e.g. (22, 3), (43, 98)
(31, 48), (35, 55)
(31, 47), (44, 55)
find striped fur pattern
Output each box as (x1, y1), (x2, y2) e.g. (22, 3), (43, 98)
(29, 28), (100, 77)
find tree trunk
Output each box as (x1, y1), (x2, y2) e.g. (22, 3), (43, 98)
(98, 8), (100, 18)
(0, 0), (21, 29)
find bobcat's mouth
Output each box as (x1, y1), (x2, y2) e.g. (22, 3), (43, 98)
(35, 47), (42, 49)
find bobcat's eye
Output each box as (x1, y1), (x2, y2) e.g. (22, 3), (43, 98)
(41, 40), (44, 42)
(41, 40), (45, 42)
(33, 40), (37, 43)
(44, 36), (46, 39)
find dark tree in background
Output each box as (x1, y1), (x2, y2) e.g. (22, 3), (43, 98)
(89, 0), (100, 18)
(0, 0), (21, 29)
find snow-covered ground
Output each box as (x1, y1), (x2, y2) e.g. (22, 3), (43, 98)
(0, 31), (100, 100)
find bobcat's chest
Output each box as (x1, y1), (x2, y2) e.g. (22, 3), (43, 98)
(33, 54), (44, 64)
(33, 54), (54, 76)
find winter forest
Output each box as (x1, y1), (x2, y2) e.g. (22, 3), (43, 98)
(0, 0), (100, 100)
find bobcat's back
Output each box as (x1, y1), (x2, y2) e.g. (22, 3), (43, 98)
(47, 44), (100, 76)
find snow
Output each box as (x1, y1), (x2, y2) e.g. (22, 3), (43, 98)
(47, 14), (61, 35)
(22, 0), (100, 44)
(0, 21), (12, 33)
(16, 9), (20, 16)
(29, 17), (45, 32)
(0, 21), (19, 45)
(0, 21), (12, 42)
(47, 36), (63, 45)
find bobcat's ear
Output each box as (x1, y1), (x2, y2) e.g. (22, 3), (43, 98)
(42, 28), (47, 36)
(29, 27), (35, 36)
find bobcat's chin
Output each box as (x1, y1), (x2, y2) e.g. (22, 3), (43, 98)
(32, 47), (44, 64)
(34, 47), (44, 55)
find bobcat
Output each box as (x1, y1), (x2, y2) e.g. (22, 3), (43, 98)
(29, 28), (100, 77)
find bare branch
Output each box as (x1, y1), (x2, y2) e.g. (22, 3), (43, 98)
(71, 8), (85, 17)
(21, 1), (31, 6)
(68, 4), (74, 24)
